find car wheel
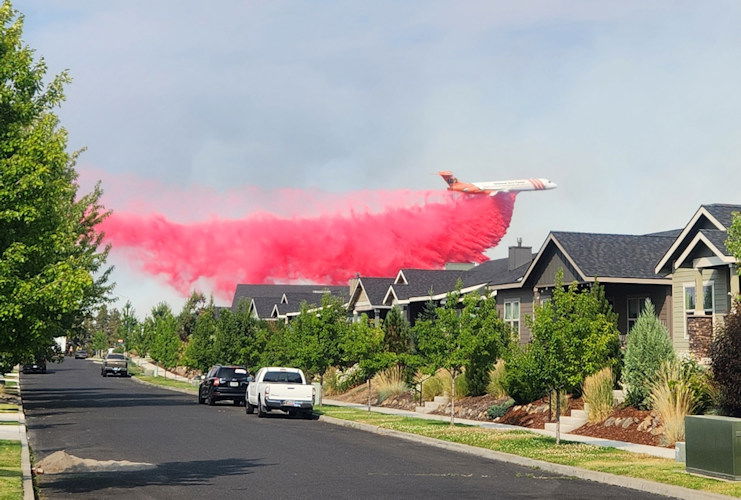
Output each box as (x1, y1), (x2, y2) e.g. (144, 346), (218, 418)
(197, 391), (205, 404)
(102, 371), (107, 377)
(257, 397), (266, 418)
(302, 410), (313, 420)
(207, 392), (216, 406)
(245, 402), (255, 414)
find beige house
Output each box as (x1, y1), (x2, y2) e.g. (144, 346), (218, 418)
(655, 204), (740, 359)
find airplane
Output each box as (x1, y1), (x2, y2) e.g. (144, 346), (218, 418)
(439, 171), (557, 196)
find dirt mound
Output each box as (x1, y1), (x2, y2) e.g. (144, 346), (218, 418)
(36, 451), (155, 475)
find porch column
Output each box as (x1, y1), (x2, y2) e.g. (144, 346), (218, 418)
(694, 270), (705, 315)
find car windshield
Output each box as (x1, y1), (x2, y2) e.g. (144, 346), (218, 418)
(106, 354), (124, 360)
(218, 367), (249, 380)
(262, 371), (303, 384)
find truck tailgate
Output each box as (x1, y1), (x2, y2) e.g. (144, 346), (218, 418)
(267, 384), (313, 401)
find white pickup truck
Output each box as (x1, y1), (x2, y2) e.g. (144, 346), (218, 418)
(245, 367), (315, 419)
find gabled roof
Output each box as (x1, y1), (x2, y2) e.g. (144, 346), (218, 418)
(349, 277), (395, 310)
(232, 283), (347, 308)
(655, 204), (741, 274)
(465, 254), (535, 288)
(521, 231), (674, 286)
(250, 296), (281, 318)
(671, 229), (735, 270)
(386, 269), (470, 301)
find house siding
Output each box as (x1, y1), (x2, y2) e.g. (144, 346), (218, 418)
(602, 283), (672, 339)
(671, 266), (729, 355)
(495, 289), (534, 343)
(529, 246), (580, 288)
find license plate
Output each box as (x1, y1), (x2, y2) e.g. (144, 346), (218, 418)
(229, 381), (239, 387)
(293, 402), (303, 407)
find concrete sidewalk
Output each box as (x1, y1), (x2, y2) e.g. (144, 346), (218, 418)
(323, 398), (676, 460)
(128, 355), (196, 384)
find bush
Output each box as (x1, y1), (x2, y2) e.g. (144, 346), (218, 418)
(373, 366), (407, 403)
(582, 367), (614, 422)
(681, 357), (717, 414)
(421, 375), (444, 401)
(487, 398), (515, 419)
(336, 364), (366, 393)
(649, 359), (697, 446)
(322, 366), (341, 396)
(710, 302), (741, 417)
(622, 300), (675, 409)
(502, 345), (547, 404)
(486, 360), (507, 399)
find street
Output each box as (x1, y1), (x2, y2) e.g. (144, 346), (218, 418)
(22, 359), (668, 499)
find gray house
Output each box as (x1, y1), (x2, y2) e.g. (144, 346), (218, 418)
(654, 204), (741, 359)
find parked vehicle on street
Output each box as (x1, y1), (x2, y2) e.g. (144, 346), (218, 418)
(74, 350), (88, 359)
(22, 360), (47, 374)
(246, 367), (314, 419)
(198, 365), (251, 406)
(101, 353), (129, 377)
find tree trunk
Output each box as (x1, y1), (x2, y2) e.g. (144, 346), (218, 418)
(367, 378), (371, 412)
(555, 389), (561, 445)
(450, 372), (456, 426)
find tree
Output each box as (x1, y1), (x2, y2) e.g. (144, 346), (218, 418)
(148, 303), (180, 371)
(0, 2), (112, 366)
(91, 330), (109, 356)
(710, 300), (741, 416)
(177, 291), (206, 341)
(526, 271), (620, 443)
(415, 286), (512, 424)
(119, 301), (138, 352)
(341, 315), (390, 410)
(727, 212), (741, 281)
(622, 300), (675, 409)
(182, 304), (219, 373)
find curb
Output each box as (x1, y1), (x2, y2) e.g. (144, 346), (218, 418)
(318, 415), (734, 500)
(129, 376), (198, 396)
(16, 375), (34, 500)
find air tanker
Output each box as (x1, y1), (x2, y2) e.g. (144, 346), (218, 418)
(439, 171), (557, 196)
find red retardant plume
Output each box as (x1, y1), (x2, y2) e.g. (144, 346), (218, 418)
(99, 191), (516, 299)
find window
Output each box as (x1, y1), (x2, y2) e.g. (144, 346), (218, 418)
(503, 299), (520, 336)
(627, 298), (647, 331)
(684, 282), (714, 316)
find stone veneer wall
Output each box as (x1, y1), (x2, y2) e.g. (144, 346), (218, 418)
(686, 315), (713, 360)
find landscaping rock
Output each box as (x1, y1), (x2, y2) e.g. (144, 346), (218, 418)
(604, 417), (615, 427)
(621, 418), (633, 428)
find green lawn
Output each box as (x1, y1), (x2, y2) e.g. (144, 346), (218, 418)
(0, 440), (22, 500)
(0, 404), (18, 412)
(136, 375), (197, 392)
(0, 422), (18, 426)
(318, 406), (741, 498)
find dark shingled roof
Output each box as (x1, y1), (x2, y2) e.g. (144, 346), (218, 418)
(232, 284), (347, 308)
(700, 229), (730, 256)
(390, 269), (473, 300)
(465, 255), (535, 286)
(250, 296), (281, 318)
(644, 229), (683, 238)
(357, 277), (395, 305)
(703, 204), (741, 228)
(550, 232), (676, 279)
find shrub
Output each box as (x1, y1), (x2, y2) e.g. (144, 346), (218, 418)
(582, 367), (614, 422)
(502, 345), (547, 404)
(421, 375), (444, 401)
(322, 366), (341, 396)
(649, 359), (697, 446)
(486, 360), (508, 399)
(440, 370), (469, 400)
(373, 366), (407, 403)
(710, 301), (741, 417)
(336, 364), (366, 393)
(681, 357), (717, 414)
(487, 398), (515, 419)
(622, 300), (675, 409)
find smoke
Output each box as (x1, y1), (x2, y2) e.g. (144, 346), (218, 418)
(97, 188), (516, 299)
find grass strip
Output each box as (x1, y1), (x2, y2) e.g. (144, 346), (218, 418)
(136, 376), (197, 392)
(0, 405), (18, 412)
(318, 406), (741, 498)
(0, 439), (22, 500)
(0, 422), (18, 425)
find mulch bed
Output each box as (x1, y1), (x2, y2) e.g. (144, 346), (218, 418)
(497, 396), (583, 429)
(431, 394), (504, 420)
(572, 406), (669, 447)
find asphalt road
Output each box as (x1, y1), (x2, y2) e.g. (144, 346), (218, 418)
(22, 359), (670, 499)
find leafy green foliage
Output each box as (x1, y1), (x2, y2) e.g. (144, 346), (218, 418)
(0, 2), (111, 366)
(147, 303), (180, 370)
(486, 398), (514, 419)
(727, 213), (741, 278)
(710, 301), (741, 416)
(526, 271), (620, 396)
(502, 343), (547, 403)
(622, 300), (675, 409)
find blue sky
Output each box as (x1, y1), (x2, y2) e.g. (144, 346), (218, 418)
(15, 1), (741, 315)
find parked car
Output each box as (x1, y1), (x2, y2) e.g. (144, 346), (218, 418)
(22, 360), (47, 374)
(245, 367), (314, 419)
(198, 365), (251, 406)
(74, 350), (88, 359)
(101, 353), (129, 377)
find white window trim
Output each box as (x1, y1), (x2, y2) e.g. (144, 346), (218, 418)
(683, 280), (714, 338)
(503, 299), (521, 338)
(626, 297), (647, 332)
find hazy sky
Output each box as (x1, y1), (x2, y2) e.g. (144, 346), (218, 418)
(16, 1), (741, 317)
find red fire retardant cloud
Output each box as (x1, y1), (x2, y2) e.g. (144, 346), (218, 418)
(99, 191), (516, 299)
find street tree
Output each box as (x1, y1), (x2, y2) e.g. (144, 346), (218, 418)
(148, 303), (180, 372)
(527, 270), (620, 443)
(341, 314), (390, 410)
(0, 2), (112, 368)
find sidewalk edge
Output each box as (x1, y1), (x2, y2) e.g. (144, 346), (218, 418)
(318, 414), (733, 500)
(129, 375), (197, 395)
(17, 377), (34, 500)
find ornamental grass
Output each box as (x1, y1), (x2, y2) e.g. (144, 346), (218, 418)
(582, 366), (614, 422)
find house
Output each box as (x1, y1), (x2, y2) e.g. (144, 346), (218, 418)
(654, 204), (741, 359)
(347, 277), (395, 324)
(514, 231), (676, 343)
(230, 284), (347, 320)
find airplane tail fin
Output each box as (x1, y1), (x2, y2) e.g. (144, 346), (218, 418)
(438, 171), (458, 187)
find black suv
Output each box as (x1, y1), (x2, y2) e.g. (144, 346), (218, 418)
(22, 360), (46, 374)
(198, 365), (251, 406)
